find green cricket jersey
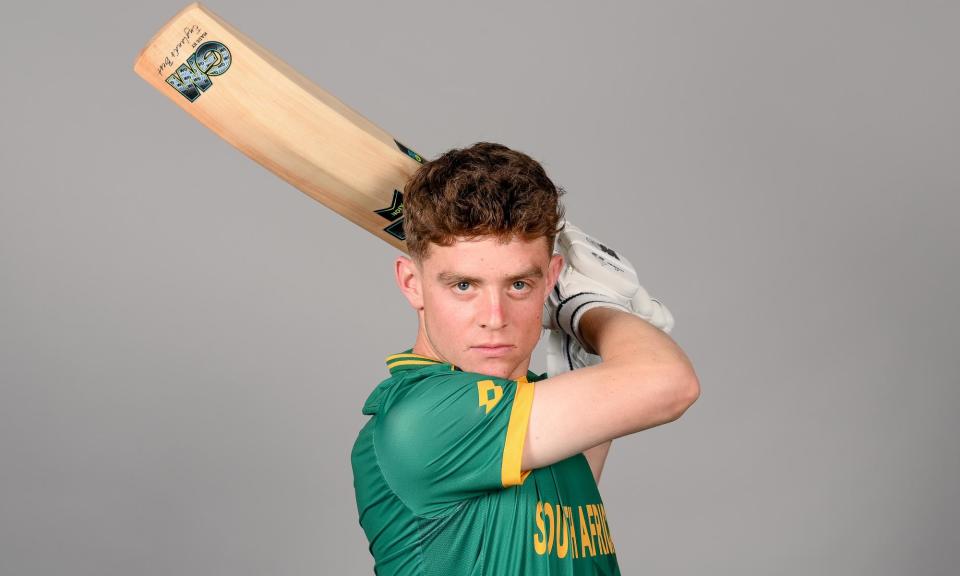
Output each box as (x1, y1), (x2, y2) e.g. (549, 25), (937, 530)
(351, 351), (620, 575)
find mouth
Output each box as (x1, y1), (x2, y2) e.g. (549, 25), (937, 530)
(471, 344), (515, 357)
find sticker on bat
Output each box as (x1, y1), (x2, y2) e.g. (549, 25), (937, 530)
(383, 219), (405, 242)
(375, 190), (404, 223)
(375, 189), (406, 241)
(394, 140), (425, 164)
(165, 41), (233, 102)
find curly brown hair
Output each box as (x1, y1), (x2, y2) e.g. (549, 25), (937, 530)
(403, 142), (565, 261)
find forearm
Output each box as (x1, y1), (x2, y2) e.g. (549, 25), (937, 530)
(579, 306), (700, 433)
(581, 306), (696, 376)
(575, 309), (696, 483)
(524, 308), (698, 471)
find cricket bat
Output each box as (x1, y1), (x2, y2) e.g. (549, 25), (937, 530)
(133, 2), (422, 252)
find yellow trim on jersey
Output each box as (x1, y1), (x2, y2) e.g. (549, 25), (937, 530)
(385, 352), (439, 363)
(502, 376), (535, 487)
(385, 352), (459, 372)
(386, 359), (439, 369)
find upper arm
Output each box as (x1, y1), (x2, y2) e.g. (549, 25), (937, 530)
(521, 333), (699, 472)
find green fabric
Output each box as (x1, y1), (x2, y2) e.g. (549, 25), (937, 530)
(351, 352), (621, 575)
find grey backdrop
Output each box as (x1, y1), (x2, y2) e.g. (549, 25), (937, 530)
(2, 1), (957, 574)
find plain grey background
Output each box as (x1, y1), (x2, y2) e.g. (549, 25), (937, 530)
(2, 0), (957, 574)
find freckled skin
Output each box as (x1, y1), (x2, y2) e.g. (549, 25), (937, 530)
(395, 236), (564, 380)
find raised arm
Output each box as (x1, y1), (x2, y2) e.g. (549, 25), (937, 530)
(521, 306), (699, 471)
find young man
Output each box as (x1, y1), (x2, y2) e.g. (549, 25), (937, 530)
(351, 143), (699, 575)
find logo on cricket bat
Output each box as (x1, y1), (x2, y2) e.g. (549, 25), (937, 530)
(372, 141), (426, 241)
(165, 41), (232, 102)
(375, 189), (406, 241)
(394, 140), (425, 164)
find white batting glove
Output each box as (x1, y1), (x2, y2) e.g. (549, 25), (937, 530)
(543, 222), (674, 359)
(545, 329), (602, 377)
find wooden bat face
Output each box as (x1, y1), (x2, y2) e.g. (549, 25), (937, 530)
(133, 2), (424, 252)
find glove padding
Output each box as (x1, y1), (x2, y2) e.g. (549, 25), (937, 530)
(545, 329), (602, 377)
(543, 221), (674, 358)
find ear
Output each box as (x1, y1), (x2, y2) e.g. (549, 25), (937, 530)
(545, 252), (564, 296)
(394, 255), (424, 310)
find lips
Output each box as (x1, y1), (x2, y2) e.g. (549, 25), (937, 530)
(472, 344), (514, 357)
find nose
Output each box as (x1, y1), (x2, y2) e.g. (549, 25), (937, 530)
(479, 289), (507, 329)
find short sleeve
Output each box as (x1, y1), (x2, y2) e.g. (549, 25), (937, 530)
(375, 371), (535, 517)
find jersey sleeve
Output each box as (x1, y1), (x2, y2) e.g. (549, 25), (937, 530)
(375, 371), (535, 517)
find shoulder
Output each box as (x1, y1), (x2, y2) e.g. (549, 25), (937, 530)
(383, 369), (490, 418)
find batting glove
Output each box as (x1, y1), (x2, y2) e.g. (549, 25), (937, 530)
(546, 329), (602, 377)
(543, 222), (674, 359)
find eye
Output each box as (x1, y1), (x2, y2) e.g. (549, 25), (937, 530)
(455, 281), (471, 292)
(512, 280), (529, 291)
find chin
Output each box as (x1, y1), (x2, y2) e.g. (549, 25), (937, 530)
(466, 356), (524, 380)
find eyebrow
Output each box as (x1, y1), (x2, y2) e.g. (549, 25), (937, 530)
(437, 266), (544, 284)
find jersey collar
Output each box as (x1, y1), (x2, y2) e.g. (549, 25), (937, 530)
(383, 349), (544, 382)
(364, 349), (545, 416)
(385, 350), (460, 375)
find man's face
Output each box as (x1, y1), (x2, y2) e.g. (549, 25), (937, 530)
(396, 235), (563, 380)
